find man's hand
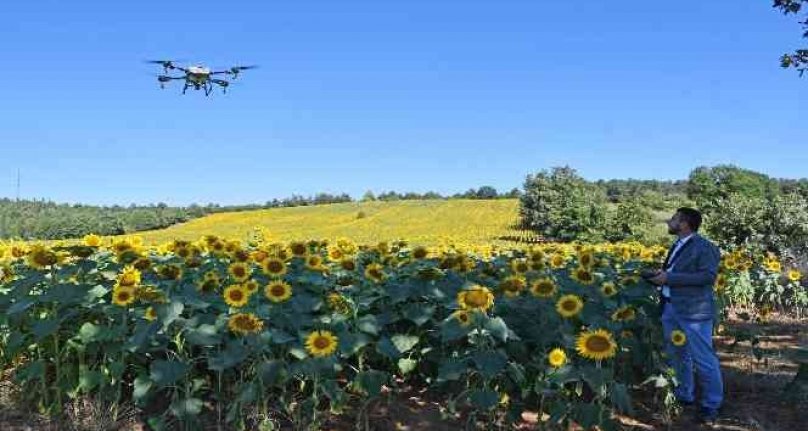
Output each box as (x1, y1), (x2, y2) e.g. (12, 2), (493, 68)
(648, 271), (668, 286)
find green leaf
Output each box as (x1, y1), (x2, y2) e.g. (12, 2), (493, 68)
(437, 358), (468, 382)
(391, 334), (419, 354)
(403, 303), (435, 326)
(32, 319), (60, 340)
(269, 329), (295, 344)
(573, 402), (602, 429)
(376, 337), (401, 360)
(170, 397), (203, 419)
(78, 322), (102, 343)
(473, 350), (508, 379)
(398, 358), (418, 375)
(338, 331), (370, 355)
(150, 360), (189, 387)
(185, 324), (221, 346)
(208, 341), (248, 371)
(78, 367), (103, 393)
(357, 315), (380, 335)
(354, 370), (389, 397)
(258, 360), (287, 386)
(440, 318), (469, 342)
(7, 299), (34, 316)
(134, 375), (153, 402)
(156, 302), (184, 328)
(484, 317), (509, 342)
(469, 389), (499, 410)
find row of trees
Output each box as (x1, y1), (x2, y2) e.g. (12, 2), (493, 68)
(519, 165), (808, 258)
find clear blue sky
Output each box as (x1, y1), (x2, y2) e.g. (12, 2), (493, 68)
(2, 0), (807, 206)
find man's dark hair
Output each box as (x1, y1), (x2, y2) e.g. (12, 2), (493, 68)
(676, 207), (702, 232)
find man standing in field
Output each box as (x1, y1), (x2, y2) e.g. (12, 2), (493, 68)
(647, 207), (724, 426)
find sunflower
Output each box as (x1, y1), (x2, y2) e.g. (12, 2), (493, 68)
(547, 348), (567, 368)
(265, 280), (293, 303)
(327, 293), (351, 315)
(232, 248), (252, 263)
(549, 253), (567, 269)
(412, 246), (429, 260)
(556, 294), (584, 318)
(451, 310), (473, 327)
(766, 260), (782, 273)
(157, 264), (183, 280)
(112, 286), (137, 307)
(228, 312), (264, 335)
(305, 330), (339, 357)
(197, 271), (221, 293)
(251, 249), (269, 263)
(530, 278), (557, 298)
(136, 285), (166, 303)
(243, 279), (260, 294)
(340, 258), (357, 271)
(788, 269), (802, 283)
(577, 250), (595, 268)
(364, 263), (386, 283)
(223, 284), (250, 308)
(116, 265), (141, 288)
(714, 273), (727, 292)
(571, 266), (595, 285)
(611, 305), (636, 322)
(262, 258), (287, 277)
(600, 282), (618, 297)
(575, 329), (618, 361)
(26, 244), (58, 269)
(509, 258), (530, 274)
(671, 329), (687, 346)
(327, 246), (344, 261)
(289, 241), (308, 257)
(457, 285), (495, 312)
(305, 254), (326, 272)
(499, 275), (527, 298)
(144, 306), (157, 321)
(83, 234), (103, 247)
(228, 262), (251, 282)
(133, 256), (152, 271)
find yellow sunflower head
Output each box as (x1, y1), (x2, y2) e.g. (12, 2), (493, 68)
(575, 329), (617, 361)
(243, 279), (260, 294)
(412, 246), (429, 260)
(457, 285), (495, 312)
(305, 330), (339, 357)
(228, 312), (264, 336)
(549, 254), (567, 269)
(265, 280), (293, 303)
(327, 246), (344, 261)
(509, 258), (530, 274)
(600, 282), (618, 297)
(530, 278), (558, 298)
(571, 266), (595, 285)
(26, 244), (58, 269)
(144, 306), (157, 321)
(305, 254), (325, 272)
(611, 306), (636, 322)
(116, 265), (141, 288)
(157, 264), (183, 280)
(364, 263), (386, 283)
(547, 348), (567, 368)
(289, 241), (308, 257)
(83, 234), (103, 248)
(556, 294), (584, 318)
(262, 257), (287, 277)
(223, 284), (250, 308)
(577, 250), (595, 268)
(788, 269), (802, 283)
(671, 329), (687, 347)
(451, 309), (473, 327)
(499, 275), (527, 298)
(112, 286), (137, 307)
(228, 262), (252, 282)
(340, 258), (357, 271)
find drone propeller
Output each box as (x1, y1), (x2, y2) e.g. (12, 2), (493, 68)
(211, 79), (231, 94)
(227, 65), (257, 79)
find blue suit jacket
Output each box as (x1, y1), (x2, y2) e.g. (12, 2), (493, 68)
(664, 233), (721, 321)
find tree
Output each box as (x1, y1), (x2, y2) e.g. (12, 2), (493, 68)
(475, 186), (498, 199)
(519, 166), (608, 242)
(361, 191), (377, 202)
(774, 0), (808, 75)
(687, 165), (780, 212)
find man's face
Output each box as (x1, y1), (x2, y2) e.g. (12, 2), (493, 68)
(667, 212), (684, 235)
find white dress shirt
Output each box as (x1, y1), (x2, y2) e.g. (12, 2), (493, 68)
(662, 233), (694, 298)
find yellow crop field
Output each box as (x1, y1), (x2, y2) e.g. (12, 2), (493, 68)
(135, 199), (540, 247)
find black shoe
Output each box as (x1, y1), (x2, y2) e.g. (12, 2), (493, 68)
(698, 407), (719, 426)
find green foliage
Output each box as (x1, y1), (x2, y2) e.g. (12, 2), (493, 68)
(687, 165), (780, 212)
(519, 166), (609, 241)
(773, 0), (808, 75)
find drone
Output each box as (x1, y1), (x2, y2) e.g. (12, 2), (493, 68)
(148, 60), (256, 95)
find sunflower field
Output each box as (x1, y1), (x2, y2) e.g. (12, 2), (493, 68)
(0, 233), (803, 430)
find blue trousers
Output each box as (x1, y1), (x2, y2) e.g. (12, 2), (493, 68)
(661, 302), (724, 410)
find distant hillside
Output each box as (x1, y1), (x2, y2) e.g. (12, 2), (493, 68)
(132, 199), (537, 247)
